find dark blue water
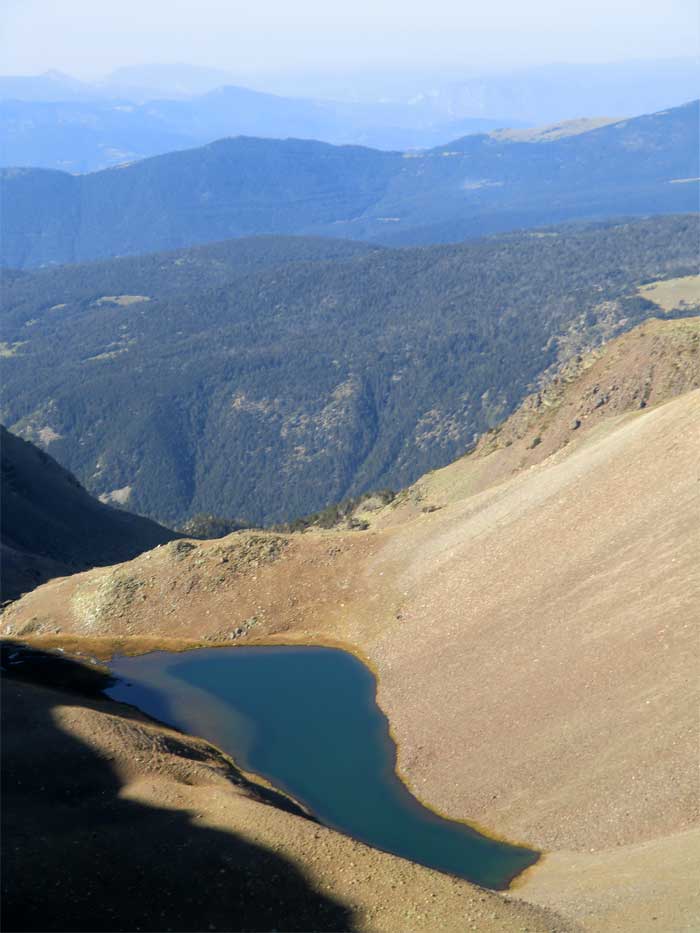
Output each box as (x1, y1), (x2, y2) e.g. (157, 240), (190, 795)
(107, 645), (538, 889)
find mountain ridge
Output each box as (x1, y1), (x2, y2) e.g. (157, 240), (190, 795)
(3, 216), (696, 526)
(2, 100), (697, 267)
(0, 91), (521, 172)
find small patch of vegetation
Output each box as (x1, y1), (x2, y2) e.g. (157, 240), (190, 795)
(178, 513), (252, 539)
(274, 489), (395, 533)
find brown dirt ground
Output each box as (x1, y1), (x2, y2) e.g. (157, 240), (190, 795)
(4, 318), (700, 931)
(2, 665), (570, 933)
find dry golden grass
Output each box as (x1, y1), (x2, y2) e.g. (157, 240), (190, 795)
(638, 275), (700, 312)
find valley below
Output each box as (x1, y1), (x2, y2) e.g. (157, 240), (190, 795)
(3, 215), (697, 527)
(4, 315), (699, 931)
(2, 16), (699, 932)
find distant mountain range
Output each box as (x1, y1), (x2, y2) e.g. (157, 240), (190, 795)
(0, 67), (525, 172)
(2, 101), (697, 268)
(1, 58), (697, 170)
(0, 86), (517, 172)
(2, 215), (696, 526)
(247, 59), (700, 124)
(3, 60), (698, 113)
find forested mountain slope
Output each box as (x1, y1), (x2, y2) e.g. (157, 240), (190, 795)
(2, 216), (696, 525)
(1, 101), (697, 267)
(0, 427), (178, 602)
(5, 316), (699, 932)
(1, 235), (377, 320)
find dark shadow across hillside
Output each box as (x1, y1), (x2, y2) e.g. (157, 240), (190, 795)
(1, 642), (355, 932)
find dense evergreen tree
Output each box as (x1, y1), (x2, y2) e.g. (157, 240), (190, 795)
(1, 216), (696, 525)
(1, 102), (697, 267)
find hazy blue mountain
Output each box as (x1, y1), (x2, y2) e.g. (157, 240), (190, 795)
(102, 63), (242, 98)
(153, 85), (516, 151)
(401, 59), (700, 125)
(2, 57), (695, 160)
(0, 100), (196, 173)
(0, 70), (103, 102)
(266, 58), (700, 125)
(0, 137), (397, 267)
(6, 57), (694, 172)
(372, 101), (700, 246)
(0, 65), (235, 104)
(0, 87), (520, 172)
(2, 216), (696, 526)
(2, 102), (697, 268)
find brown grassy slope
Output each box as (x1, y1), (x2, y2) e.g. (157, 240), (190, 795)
(2, 648), (566, 933)
(490, 117), (619, 143)
(369, 389), (699, 851)
(4, 316), (699, 930)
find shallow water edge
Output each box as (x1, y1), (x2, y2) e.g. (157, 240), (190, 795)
(107, 644), (540, 889)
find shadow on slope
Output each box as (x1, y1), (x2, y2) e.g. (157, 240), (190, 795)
(1, 426), (180, 603)
(1, 642), (355, 933)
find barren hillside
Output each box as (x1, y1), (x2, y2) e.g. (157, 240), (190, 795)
(4, 647), (563, 933)
(4, 316), (699, 931)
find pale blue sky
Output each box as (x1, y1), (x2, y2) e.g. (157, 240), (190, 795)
(1, 0), (698, 77)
